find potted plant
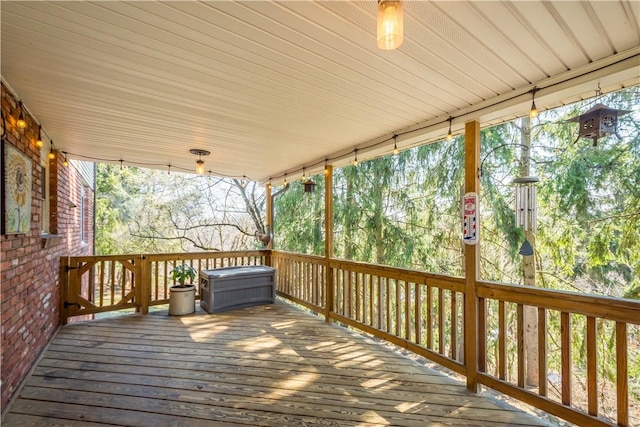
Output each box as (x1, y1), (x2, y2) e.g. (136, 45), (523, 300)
(168, 263), (197, 315)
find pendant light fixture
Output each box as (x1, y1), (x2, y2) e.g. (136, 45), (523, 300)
(190, 148), (210, 175)
(16, 101), (27, 129)
(377, 0), (404, 50)
(529, 88), (539, 118)
(47, 141), (56, 160)
(36, 125), (44, 148)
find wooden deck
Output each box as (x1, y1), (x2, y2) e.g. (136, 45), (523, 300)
(3, 302), (553, 426)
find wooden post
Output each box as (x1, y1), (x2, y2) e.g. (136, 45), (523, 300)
(464, 120), (480, 392)
(60, 257), (69, 325)
(324, 165), (334, 323)
(139, 255), (149, 315)
(265, 183), (273, 250)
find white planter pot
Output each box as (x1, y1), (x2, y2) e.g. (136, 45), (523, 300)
(168, 285), (196, 315)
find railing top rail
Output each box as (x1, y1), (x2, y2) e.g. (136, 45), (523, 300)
(66, 254), (145, 262)
(145, 250), (269, 261)
(271, 251), (325, 263)
(328, 258), (465, 285)
(66, 250), (270, 263)
(478, 280), (640, 324)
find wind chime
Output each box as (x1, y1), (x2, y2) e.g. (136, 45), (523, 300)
(513, 176), (539, 256)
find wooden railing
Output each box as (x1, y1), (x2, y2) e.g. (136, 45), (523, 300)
(476, 281), (639, 427)
(61, 249), (639, 426)
(271, 251), (639, 427)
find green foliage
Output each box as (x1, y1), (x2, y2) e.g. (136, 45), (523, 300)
(169, 264), (197, 287)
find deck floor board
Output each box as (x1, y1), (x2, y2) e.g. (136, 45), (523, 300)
(4, 302), (551, 426)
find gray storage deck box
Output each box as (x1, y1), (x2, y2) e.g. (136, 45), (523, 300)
(199, 266), (275, 314)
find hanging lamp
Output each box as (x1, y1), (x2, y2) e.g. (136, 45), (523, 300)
(36, 126), (44, 148)
(377, 1), (403, 50)
(16, 101), (27, 129)
(190, 148), (210, 175)
(529, 88), (538, 118)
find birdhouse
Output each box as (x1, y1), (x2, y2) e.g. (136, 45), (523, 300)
(303, 179), (316, 193)
(568, 103), (630, 146)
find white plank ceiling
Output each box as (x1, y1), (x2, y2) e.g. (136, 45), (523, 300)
(2, 1), (639, 183)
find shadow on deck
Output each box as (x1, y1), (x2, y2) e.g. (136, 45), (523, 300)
(3, 301), (553, 426)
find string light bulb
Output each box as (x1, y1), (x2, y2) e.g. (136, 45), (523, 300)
(324, 159), (329, 176)
(62, 154), (69, 167)
(167, 164), (171, 175)
(16, 101), (27, 129)
(353, 149), (358, 167)
(302, 167), (306, 182)
(119, 159), (125, 170)
(47, 142), (56, 160)
(446, 117), (453, 141)
(36, 126), (44, 148)
(377, 0), (403, 50)
(529, 88), (538, 118)
(284, 174), (288, 185)
(393, 139), (399, 155)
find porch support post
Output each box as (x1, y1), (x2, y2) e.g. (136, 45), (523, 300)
(464, 119), (480, 392)
(265, 183), (273, 251)
(324, 165), (334, 323)
(139, 255), (149, 315)
(60, 257), (69, 325)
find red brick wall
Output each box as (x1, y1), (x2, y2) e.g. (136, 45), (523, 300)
(0, 85), (94, 411)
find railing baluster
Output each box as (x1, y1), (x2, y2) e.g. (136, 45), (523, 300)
(405, 282), (411, 341)
(517, 304), (524, 388)
(110, 260), (116, 306)
(385, 277), (391, 333)
(452, 291), (458, 360)
(377, 276), (383, 330)
(538, 307), (547, 397)
(355, 272), (361, 322)
(99, 261), (105, 307)
(368, 274), (374, 326)
(415, 283), (421, 346)
(616, 321), (628, 427)
(427, 285), (433, 350)
(561, 312), (571, 406)
(395, 279), (401, 337)
(438, 288), (444, 355)
(587, 316), (597, 416)
(498, 300), (506, 380)
(478, 297), (486, 372)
